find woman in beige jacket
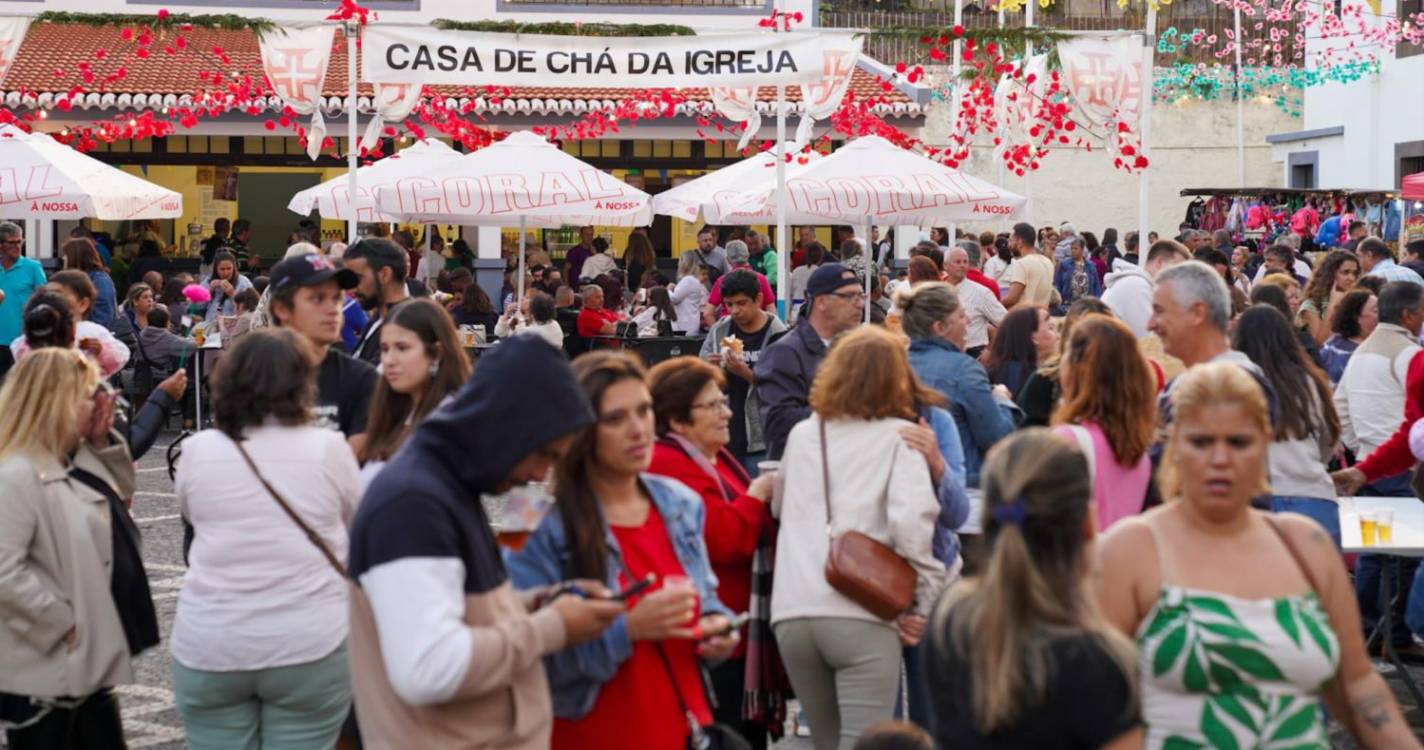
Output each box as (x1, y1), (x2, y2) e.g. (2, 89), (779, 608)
(0, 348), (133, 749)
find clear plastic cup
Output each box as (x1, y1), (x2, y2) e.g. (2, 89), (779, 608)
(1360, 512), (1378, 547)
(1376, 508), (1395, 544)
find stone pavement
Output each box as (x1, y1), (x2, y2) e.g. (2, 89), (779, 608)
(66, 430), (1424, 749)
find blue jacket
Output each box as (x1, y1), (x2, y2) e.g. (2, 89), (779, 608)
(88, 270), (118, 328)
(925, 406), (970, 564)
(506, 473), (730, 720)
(753, 319), (828, 460)
(908, 337), (1017, 487)
(1052, 259), (1102, 312)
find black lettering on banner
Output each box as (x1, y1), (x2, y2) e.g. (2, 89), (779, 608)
(629, 51), (650, 74)
(715, 49), (736, 74)
(437, 45), (459, 71)
(570, 51), (592, 74)
(737, 49), (755, 73)
(548, 51), (569, 74)
(387, 43), (411, 70)
(517, 50), (536, 72)
(651, 52), (674, 74)
(593, 48), (615, 74)
(494, 48), (517, 72)
(775, 50), (797, 72)
(462, 47), (483, 71)
(412, 45), (434, 70)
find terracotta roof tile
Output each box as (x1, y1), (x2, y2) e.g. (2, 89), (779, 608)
(4, 22), (915, 110)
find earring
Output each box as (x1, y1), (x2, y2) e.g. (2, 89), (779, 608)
(429, 362), (439, 378)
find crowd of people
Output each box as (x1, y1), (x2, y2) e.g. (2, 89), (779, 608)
(2, 207), (1424, 750)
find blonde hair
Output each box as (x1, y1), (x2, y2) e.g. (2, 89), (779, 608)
(946, 429), (1136, 732)
(1159, 362), (1272, 499)
(894, 281), (960, 341)
(0, 348), (99, 461)
(810, 325), (943, 420)
(1258, 272), (1300, 294)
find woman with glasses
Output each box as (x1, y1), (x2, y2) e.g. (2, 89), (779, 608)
(646, 356), (778, 748)
(0, 349), (135, 749)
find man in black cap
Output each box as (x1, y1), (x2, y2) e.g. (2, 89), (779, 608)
(753, 263), (864, 459)
(268, 253), (378, 451)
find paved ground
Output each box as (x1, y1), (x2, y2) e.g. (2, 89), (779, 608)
(50, 429), (1420, 749)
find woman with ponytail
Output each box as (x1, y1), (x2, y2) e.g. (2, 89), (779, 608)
(923, 428), (1140, 749)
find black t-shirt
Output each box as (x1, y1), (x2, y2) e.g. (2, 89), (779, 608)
(726, 316), (775, 459)
(925, 599), (1138, 750)
(316, 347), (378, 437)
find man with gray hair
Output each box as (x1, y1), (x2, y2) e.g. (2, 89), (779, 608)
(956, 240), (1003, 301)
(1053, 221), (1079, 263)
(1148, 260), (1239, 369)
(946, 243), (1007, 359)
(0, 220), (42, 377)
(704, 239), (775, 325)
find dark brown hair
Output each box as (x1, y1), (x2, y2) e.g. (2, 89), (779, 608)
(1330, 289), (1375, 339)
(556, 351), (648, 582)
(360, 299), (472, 463)
(647, 356), (726, 435)
(985, 306), (1044, 386)
(61, 237), (104, 273)
(210, 328), (316, 440)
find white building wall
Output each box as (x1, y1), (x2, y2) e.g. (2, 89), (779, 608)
(1279, 0), (1424, 188)
(920, 76), (1296, 236)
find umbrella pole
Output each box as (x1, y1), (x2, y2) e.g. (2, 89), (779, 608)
(517, 217), (526, 306)
(775, 95), (788, 320)
(346, 21), (359, 243)
(863, 222), (873, 324)
(1138, 8), (1157, 252)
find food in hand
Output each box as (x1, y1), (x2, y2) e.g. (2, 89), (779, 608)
(722, 336), (744, 357)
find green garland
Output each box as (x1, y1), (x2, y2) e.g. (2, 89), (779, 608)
(431, 20), (695, 36)
(34, 11), (277, 34)
(864, 25), (1075, 49)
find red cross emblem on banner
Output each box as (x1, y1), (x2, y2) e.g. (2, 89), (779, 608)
(1066, 51), (1121, 110)
(804, 51), (856, 109)
(376, 84), (411, 108)
(265, 46), (323, 105)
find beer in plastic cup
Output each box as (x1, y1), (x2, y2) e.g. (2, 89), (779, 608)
(1376, 508), (1394, 544)
(1360, 512), (1378, 547)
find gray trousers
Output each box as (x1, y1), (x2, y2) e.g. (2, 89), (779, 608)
(773, 617), (901, 750)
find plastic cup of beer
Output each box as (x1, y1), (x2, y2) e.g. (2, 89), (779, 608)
(1360, 511), (1379, 547)
(1376, 508), (1395, 544)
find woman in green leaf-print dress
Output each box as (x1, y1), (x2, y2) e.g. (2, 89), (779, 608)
(1098, 363), (1419, 749)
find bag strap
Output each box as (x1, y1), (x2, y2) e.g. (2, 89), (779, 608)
(230, 437), (348, 578)
(1065, 425), (1097, 491)
(1261, 514), (1322, 598)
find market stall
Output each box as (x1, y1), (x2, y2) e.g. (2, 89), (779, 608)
(1404, 173), (1424, 247)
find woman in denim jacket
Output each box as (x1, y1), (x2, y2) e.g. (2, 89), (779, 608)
(897, 282), (1018, 488)
(507, 351), (735, 750)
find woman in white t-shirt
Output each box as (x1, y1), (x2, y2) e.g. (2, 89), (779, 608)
(358, 299), (473, 490)
(172, 328), (360, 749)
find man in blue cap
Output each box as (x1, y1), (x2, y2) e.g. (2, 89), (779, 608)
(753, 263), (864, 460)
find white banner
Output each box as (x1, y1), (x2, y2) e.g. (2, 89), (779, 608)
(363, 27), (829, 87)
(258, 26), (336, 161)
(710, 31), (862, 150)
(0, 17), (31, 89)
(1057, 35), (1146, 127)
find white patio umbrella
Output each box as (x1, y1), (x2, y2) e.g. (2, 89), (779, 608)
(721, 135), (1027, 320)
(0, 125), (181, 222)
(653, 144), (822, 225)
(375, 130), (653, 301)
(288, 139), (460, 223)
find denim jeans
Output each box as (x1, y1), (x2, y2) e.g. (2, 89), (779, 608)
(1355, 474), (1418, 648)
(1270, 496), (1341, 549)
(739, 450), (768, 479)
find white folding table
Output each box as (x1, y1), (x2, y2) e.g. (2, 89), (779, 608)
(1339, 496), (1424, 708)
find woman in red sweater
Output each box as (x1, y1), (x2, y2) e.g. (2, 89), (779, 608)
(646, 356), (777, 749)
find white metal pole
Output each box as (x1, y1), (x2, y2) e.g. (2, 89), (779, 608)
(517, 217), (526, 303)
(946, 0), (964, 245)
(775, 89), (788, 318)
(1138, 9), (1157, 250)
(346, 22), (359, 243)
(996, 5), (1006, 189)
(1024, 0), (1035, 226)
(1233, 4), (1245, 188)
(193, 346), (202, 429)
(862, 221), (872, 323)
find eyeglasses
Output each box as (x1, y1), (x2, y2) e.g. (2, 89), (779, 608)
(0, 239), (22, 246)
(692, 396), (732, 412)
(826, 290), (866, 302)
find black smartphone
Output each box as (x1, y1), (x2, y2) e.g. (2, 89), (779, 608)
(613, 575), (655, 601)
(699, 612), (751, 640)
